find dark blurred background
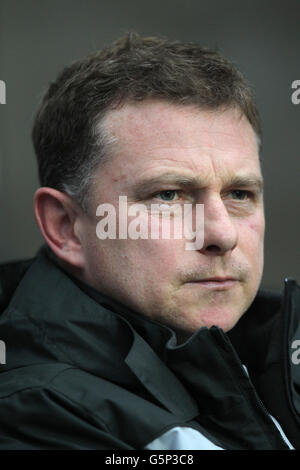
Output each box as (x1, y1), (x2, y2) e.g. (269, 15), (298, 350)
(0, 0), (299, 291)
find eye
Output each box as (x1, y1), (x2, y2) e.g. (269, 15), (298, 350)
(230, 190), (250, 201)
(156, 190), (179, 201)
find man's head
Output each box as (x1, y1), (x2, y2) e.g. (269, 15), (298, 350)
(33, 33), (265, 340)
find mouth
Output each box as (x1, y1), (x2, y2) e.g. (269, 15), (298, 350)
(187, 277), (239, 290)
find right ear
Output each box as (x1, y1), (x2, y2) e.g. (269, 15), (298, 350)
(33, 187), (85, 269)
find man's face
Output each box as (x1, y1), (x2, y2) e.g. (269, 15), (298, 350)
(77, 101), (265, 339)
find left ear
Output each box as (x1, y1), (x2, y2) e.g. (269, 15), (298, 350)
(33, 186), (85, 269)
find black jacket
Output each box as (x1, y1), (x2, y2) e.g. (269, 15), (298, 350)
(0, 245), (299, 449)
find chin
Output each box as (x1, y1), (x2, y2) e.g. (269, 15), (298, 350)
(188, 306), (245, 334)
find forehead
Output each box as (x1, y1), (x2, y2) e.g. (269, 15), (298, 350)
(97, 100), (261, 193)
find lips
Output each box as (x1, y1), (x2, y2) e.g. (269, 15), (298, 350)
(188, 276), (237, 282)
(200, 277), (236, 282)
(187, 277), (238, 289)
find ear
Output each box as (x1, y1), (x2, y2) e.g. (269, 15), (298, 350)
(34, 187), (85, 269)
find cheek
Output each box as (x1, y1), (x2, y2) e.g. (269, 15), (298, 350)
(133, 238), (182, 270)
(237, 216), (265, 279)
(238, 213), (265, 247)
(121, 210), (185, 267)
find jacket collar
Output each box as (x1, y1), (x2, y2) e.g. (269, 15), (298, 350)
(1, 246), (199, 420)
(1, 245), (297, 427)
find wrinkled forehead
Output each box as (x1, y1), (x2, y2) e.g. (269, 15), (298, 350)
(84, 101), (262, 214)
(100, 101), (261, 173)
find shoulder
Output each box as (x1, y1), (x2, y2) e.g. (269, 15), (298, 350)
(0, 257), (35, 313)
(0, 363), (134, 449)
(0, 362), (118, 412)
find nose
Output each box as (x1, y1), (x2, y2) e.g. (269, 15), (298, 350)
(198, 194), (238, 256)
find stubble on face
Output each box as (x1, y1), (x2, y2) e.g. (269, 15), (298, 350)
(78, 100), (265, 338)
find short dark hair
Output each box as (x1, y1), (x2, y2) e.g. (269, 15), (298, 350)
(32, 32), (261, 211)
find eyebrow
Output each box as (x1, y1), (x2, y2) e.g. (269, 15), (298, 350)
(131, 171), (264, 198)
(223, 174), (264, 191)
